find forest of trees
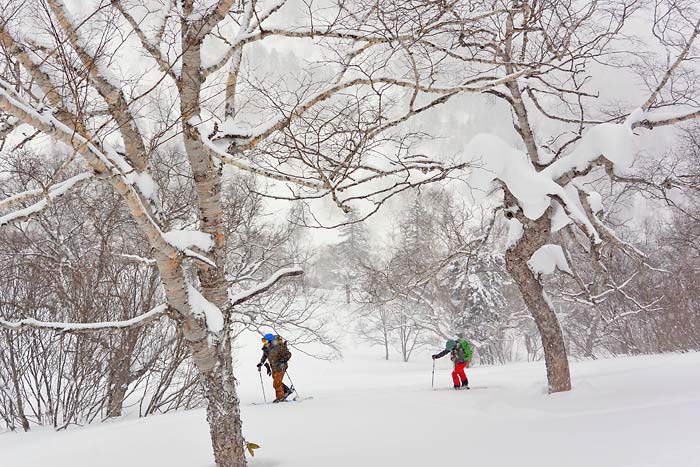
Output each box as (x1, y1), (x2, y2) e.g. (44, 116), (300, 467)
(320, 183), (700, 365)
(1, 1), (699, 466)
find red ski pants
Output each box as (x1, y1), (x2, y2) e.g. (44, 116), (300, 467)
(452, 362), (468, 386)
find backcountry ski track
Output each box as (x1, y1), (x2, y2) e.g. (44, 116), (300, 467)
(432, 386), (489, 391)
(250, 396), (314, 406)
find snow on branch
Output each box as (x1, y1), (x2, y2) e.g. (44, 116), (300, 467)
(187, 285), (224, 333)
(641, 18), (700, 112)
(0, 171), (92, 210)
(163, 229), (214, 252)
(466, 133), (601, 241)
(189, 0), (235, 38)
(46, 0), (151, 173)
(0, 304), (168, 333)
(528, 245), (573, 277)
(199, 133), (325, 189)
(207, 69), (533, 153)
(0, 79), (194, 262)
(0, 113), (19, 139)
(0, 172), (93, 226)
(116, 253), (157, 266)
(632, 108), (700, 129)
(203, 29), (416, 77)
(229, 267), (304, 307)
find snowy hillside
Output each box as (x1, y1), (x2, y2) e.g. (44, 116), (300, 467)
(2, 327), (698, 467)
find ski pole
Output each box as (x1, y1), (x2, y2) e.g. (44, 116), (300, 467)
(285, 370), (300, 399)
(431, 359), (435, 389)
(258, 368), (267, 403)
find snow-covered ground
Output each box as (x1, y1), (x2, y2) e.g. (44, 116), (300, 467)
(2, 329), (699, 467)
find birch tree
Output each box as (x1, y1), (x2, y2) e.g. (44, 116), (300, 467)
(0, 0), (516, 465)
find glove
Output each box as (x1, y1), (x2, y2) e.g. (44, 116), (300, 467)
(256, 362), (263, 371)
(431, 354), (438, 360)
(265, 363), (271, 376)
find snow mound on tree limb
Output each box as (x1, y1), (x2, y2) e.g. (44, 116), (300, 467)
(587, 191), (604, 214)
(543, 122), (637, 179)
(550, 201), (571, 232)
(187, 285), (224, 334)
(463, 134), (598, 240)
(463, 122), (640, 242)
(163, 230), (214, 252)
(528, 245), (572, 276)
(466, 134), (557, 219)
(506, 218), (524, 247)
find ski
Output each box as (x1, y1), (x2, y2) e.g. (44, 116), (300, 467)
(250, 396), (313, 406)
(433, 386), (488, 391)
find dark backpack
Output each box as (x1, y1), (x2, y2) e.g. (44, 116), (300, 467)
(458, 339), (472, 362)
(277, 336), (292, 361)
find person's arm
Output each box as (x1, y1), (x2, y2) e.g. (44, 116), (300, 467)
(257, 348), (269, 368)
(432, 349), (449, 359)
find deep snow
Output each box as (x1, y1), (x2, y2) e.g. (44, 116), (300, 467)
(2, 328), (699, 467)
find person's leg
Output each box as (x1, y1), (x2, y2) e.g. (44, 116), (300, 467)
(451, 366), (461, 388)
(455, 362), (469, 387)
(272, 371), (285, 400)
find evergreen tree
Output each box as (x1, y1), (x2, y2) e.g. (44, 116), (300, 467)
(333, 212), (371, 302)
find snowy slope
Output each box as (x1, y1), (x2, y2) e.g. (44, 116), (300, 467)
(2, 325), (699, 467)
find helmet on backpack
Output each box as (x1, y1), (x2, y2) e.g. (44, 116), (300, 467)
(262, 333), (275, 343)
(445, 339), (456, 351)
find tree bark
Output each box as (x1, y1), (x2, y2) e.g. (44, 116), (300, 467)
(505, 214), (571, 393)
(106, 330), (139, 418)
(179, 7), (247, 464)
(106, 356), (129, 418)
(5, 333), (30, 431)
(198, 333), (246, 467)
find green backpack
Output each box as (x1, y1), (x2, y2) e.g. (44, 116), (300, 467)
(458, 338), (473, 362)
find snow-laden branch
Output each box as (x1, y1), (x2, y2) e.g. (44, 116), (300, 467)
(116, 253), (157, 266)
(0, 27), (71, 121)
(187, 285), (224, 334)
(46, 0), (150, 172)
(163, 229), (214, 252)
(0, 113), (19, 139)
(228, 267), (304, 307)
(0, 78), (205, 265)
(203, 29), (416, 77)
(190, 0), (235, 39)
(0, 172), (93, 226)
(0, 304), (168, 333)
(466, 133), (602, 241)
(0, 171), (92, 211)
(641, 18), (700, 112)
(208, 68), (533, 152)
(199, 133), (325, 189)
(632, 108), (700, 129)
(528, 244), (573, 278)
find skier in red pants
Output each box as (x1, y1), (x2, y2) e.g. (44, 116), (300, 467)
(432, 339), (472, 390)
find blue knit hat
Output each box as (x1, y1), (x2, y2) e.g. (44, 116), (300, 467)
(445, 339), (456, 351)
(262, 333), (275, 342)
